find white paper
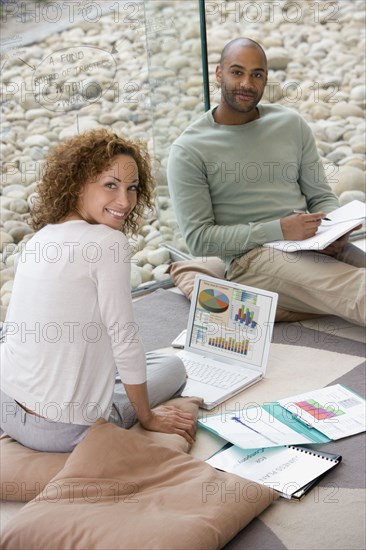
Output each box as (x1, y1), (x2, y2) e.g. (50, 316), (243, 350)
(264, 200), (365, 251)
(278, 384), (366, 440)
(198, 406), (313, 449)
(207, 445), (338, 497)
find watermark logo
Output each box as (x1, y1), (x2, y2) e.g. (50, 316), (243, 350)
(32, 46), (117, 112)
(205, 1), (340, 24)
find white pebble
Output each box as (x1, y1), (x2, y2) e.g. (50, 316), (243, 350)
(132, 250), (149, 267)
(338, 190), (366, 206)
(0, 232), (14, 253)
(25, 109), (51, 121)
(146, 248), (170, 267)
(130, 265), (142, 289)
(266, 48), (289, 70)
(331, 102), (364, 118)
(330, 166), (366, 195)
(350, 84), (366, 101)
(0, 280), (14, 297)
(8, 199), (29, 214)
(140, 267), (153, 283)
(144, 230), (161, 244)
(1, 293), (12, 307)
(152, 264), (170, 282)
(165, 55), (188, 71)
(24, 135), (50, 147)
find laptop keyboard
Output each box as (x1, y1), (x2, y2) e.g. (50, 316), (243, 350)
(182, 357), (245, 389)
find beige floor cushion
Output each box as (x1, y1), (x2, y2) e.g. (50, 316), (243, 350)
(1, 417), (277, 550)
(0, 396), (201, 502)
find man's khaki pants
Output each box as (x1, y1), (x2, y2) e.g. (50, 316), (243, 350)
(227, 243), (366, 327)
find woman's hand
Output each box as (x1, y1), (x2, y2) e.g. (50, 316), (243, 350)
(140, 405), (196, 445)
(123, 382), (196, 444)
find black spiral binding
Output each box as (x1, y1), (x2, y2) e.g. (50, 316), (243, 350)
(287, 445), (341, 462)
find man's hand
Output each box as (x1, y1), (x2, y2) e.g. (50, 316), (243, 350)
(319, 225), (362, 257)
(280, 212), (325, 240)
(140, 405), (196, 445)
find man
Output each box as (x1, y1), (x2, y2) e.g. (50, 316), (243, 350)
(167, 38), (365, 326)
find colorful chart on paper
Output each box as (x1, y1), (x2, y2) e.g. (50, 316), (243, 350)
(295, 399), (345, 420)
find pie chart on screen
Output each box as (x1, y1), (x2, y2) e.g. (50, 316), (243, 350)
(198, 289), (230, 313)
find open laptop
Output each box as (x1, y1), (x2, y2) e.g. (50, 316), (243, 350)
(178, 274), (278, 409)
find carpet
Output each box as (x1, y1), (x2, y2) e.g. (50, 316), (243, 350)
(1, 290), (364, 546)
(134, 289), (366, 550)
(133, 289), (190, 353)
(133, 288), (365, 357)
(222, 361), (366, 550)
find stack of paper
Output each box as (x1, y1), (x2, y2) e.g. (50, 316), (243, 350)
(201, 385), (365, 500)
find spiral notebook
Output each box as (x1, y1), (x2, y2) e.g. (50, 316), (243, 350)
(206, 444), (342, 500)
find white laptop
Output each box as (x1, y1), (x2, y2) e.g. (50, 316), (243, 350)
(178, 274), (278, 409)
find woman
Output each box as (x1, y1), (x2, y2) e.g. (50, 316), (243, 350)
(0, 129), (195, 452)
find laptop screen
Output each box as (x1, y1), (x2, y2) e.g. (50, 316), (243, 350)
(187, 276), (278, 370)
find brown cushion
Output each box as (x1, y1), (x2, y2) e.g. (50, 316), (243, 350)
(0, 434), (69, 502)
(167, 257), (226, 300)
(1, 418), (277, 550)
(0, 396), (202, 502)
(130, 395), (203, 453)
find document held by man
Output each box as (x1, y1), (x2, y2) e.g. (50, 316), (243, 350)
(264, 199), (365, 251)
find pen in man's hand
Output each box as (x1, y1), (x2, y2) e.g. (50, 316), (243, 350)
(293, 209), (331, 221)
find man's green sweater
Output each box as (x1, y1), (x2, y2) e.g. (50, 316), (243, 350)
(167, 104), (339, 267)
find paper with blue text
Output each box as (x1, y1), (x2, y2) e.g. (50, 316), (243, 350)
(198, 385), (365, 449)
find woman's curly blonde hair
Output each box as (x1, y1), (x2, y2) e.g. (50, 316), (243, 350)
(31, 128), (155, 236)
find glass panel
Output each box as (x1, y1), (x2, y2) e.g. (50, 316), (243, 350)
(205, 0), (365, 238)
(144, 0), (205, 257)
(0, 0), (160, 306)
(146, 0), (365, 259)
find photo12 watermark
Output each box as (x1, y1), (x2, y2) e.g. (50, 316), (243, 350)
(0, 1), (143, 25)
(204, 1), (340, 24)
(1, 319), (140, 345)
(1, 479), (140, 503)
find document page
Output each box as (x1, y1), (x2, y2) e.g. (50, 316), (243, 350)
(198, 406), (313, 449)
(207, 445), (338, 497)
(278, 384), (366, 440)
(264, 200), (365, 251)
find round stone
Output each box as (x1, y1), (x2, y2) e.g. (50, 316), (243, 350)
(8, 199), (29, 214)
(0, 279), (14, 296)
(146, 247), (170, 267)
(24, 135), (50, 147)
(8, 225), (34, 243)
(266, 48), (289, 70)
(338, 190), (366, 206)
(330, 166), (366, 195)
(331, 102), (364, 118)
(130, 265), (142, 289)
(1, 293), (12, 307)
(0, 232), (14, 253)
(350, 84), (366, 101)
(152, 264), (170, 282)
